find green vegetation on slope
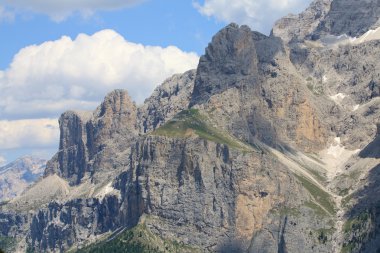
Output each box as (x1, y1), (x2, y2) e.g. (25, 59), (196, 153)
(341, 210), (372, 253)
(0, 237), (16, 253)
(295, 174), (336, 215)
(74, 223), (199, 253)
(152, 109), (249, 150)
(304, 201), (330, 217)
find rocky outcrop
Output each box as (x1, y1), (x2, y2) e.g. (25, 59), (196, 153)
(138, 69), (196, 133)
(45, 111), (91, 185)
(290, 39), (380, 150)
(23, 135), (334, 252)
(28, 196), (123, 252)
(315, 0), (380, 37)
(272, 0), (332, 43)
(191, 23), (328, 152)
(190, 24), (261, 106)
(273, 0), (380, 44)
(45, 90), (139, 185)
(1, 0), (380, 252)
(87, 89), (138, 156)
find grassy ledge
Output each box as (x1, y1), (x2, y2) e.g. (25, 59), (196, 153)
(295, 174), (336, 215)
(152, 109), (250, 151)
(73, 222), (199, 253)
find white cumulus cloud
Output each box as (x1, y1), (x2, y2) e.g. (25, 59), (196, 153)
(0, 29), (199, 119)
(194, 0), (312, 34)
(1, 0), (145, 21)
(0, 119), (59, 150)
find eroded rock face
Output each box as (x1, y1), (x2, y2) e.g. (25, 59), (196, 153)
(26, 136), (331, 252)
(88, 89), (138, 155)
(125, 137), (332, 252)
(272, 0), (333, 43)
(1, 0), (380, 252)
(273, 0), (380, 43)
(191, 23), (328, 152)
(45, 90), (139, 185)
(138, 70), (196, 133)
(28, 196), (124, 252)
(290, 40), (380, 150)
(316, 0), (380, 37)
(45, 111), (91, 184)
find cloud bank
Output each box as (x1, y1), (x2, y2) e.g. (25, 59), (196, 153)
(0, 119), (59, 150)
(194, 0), (312, 34)
(0, 29), (199, 158)
(0, 29), (199, 120)
(1, 0), (145, 21)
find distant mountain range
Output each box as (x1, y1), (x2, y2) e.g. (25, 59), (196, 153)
(0, 156), (46, 201)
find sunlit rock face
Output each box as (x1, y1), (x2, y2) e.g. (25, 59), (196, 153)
(0, 0), (380, 252)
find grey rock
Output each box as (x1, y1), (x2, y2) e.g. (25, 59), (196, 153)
(272, 0), (333, 43)
(138, 69), (196, 133)
(315, 0), (380, 37)
(1, 1), (380, 252)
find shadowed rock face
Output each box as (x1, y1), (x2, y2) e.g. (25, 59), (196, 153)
(359, 124), (380, 159)
(52, 111), (90, 184)
(273, 0), (380, 43)
(316, 0), (380, 37)
(45, 90), (139, 185)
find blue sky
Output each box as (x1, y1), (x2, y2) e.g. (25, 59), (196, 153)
(0, 1), (223, 69)
(0, 0), (312, 165)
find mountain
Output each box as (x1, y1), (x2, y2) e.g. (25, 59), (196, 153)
(0, 0), (379, 252)
(0, 156), (46, 201)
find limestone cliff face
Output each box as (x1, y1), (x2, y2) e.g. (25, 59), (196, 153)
(122, 137), (332, 252)
(316, 0), (380, 37)
(88, 89), (138, 155)
(272, 0), (333, 43)
(20, 136), (331, 252)
(45, 90), (139, 185)
(191, 23), (328, 152)
(273, 0), (380, 43)
(1, 0), (380, 252)
(138, 70), (196, 133)
(45, 111), (91, 184)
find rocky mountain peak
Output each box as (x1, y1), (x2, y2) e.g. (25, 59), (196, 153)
(273, 0), (380, 43)
(315, 0), (380, 37)
(272, 0), (332, 43)
(190, 23), (284, 106)
(202, 23), (261, 75)
(91, 89), (138, 143)
(1, 2), (380, 252)
(95, 89), (136, 119)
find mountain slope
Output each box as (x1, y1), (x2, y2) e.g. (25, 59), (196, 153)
(0, 0), (379, 252)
